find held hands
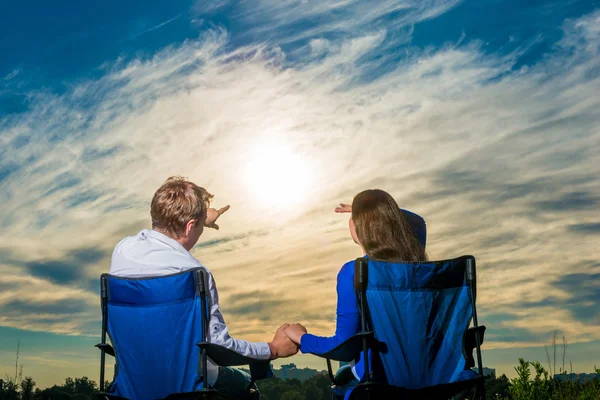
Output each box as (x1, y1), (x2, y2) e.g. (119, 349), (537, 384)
(268, 324), (299, 359)
(204, 205), (230, 230)
(283, 323), (307, 346)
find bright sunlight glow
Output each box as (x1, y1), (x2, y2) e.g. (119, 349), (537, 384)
(245, 142), (313, 209)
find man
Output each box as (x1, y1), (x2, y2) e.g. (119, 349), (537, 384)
(110, 176), (298, 399)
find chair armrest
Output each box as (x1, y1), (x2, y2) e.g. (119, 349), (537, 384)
(463, 325), (486, 369)
(248, 360), (273, 382)
(197, 342), (273, 381)
(310, 331), (373, 362)
(95, 343), (115, 357)
(198, 342), (265, 366)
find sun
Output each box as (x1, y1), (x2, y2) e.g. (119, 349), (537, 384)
(245, 142), (312, 209)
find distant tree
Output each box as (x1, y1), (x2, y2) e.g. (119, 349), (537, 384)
(303, 382), (322, 400)
(0, 379), (20, 400)
(304, 373), (331, 388)
(484, 373), (509, 399)
(32, 385), (71, 400)
(257, 377), (287, 400)
(74, 377), (97, 395)
(62, 377), (76, 394)
(71, 394), (92, 400)
(303, 373), (331, 399)
(21, 376), (36, 400)
(285, 378), (303, 388)
(280, 390), (306, 400)
(55, 376), (97, 396)
(256, 372), (332, 400)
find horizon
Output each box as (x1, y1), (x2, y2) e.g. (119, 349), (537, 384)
(1, 0), (600, 390)
(3, 326), (599, 384)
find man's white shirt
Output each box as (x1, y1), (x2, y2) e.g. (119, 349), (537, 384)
(109, 229), (271, 386)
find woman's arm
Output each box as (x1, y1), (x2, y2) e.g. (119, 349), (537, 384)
(298, 261), (361, 355)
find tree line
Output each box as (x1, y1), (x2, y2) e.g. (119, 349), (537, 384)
(0, 376), (99, 400)
(2, 335), (598, 400)
(1, 366), (599, 400)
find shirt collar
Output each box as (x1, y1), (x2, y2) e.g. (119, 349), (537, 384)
(143, 229), (192, 256)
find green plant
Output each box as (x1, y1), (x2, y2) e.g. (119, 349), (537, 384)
(530, 361), (550, 399)
(509, 358), (553, 400)
(509, 358), (532, 400)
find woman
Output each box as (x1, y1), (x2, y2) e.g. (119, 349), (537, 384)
(284, 189), (428, 395)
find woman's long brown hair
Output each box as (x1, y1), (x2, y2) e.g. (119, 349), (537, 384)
(352, 189), (427, 262)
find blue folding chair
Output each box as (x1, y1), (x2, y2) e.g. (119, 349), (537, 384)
(317, 256), (486, 400)
(93, 268), (272, 400)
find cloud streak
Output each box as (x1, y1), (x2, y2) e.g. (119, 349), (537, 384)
(129, 13), (185, 40)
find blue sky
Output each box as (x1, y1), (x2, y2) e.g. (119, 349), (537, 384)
(1, 0), (600, 388)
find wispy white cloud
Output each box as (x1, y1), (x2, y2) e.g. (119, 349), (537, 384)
(3, 69), (19, 80)
(210, 0), (462, 46)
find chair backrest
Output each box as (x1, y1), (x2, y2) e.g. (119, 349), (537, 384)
(102, 268), (207, 399)
(361, 256), (478, 389)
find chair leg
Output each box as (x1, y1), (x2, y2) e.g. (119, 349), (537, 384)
(330, 385), (345, 400)
(454, 384), (482, 400)
(473, 379), (485, 400)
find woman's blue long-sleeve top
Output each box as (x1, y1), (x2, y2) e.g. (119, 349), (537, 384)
(299, 209), (426, 380)
(300, 259), (364, 377)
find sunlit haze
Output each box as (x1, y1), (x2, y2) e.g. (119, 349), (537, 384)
(245, 141), (314, 209)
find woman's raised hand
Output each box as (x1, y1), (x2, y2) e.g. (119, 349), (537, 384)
(335, 203), (352, 213)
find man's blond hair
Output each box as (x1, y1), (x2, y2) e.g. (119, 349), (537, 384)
(150, 176), (213, 238)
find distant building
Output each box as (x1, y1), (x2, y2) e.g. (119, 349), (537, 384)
(240, 363), (327, 382)
(473, 367), (496, 377)
(274, 363), (327, 381)
(555, 372), (600, 383)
